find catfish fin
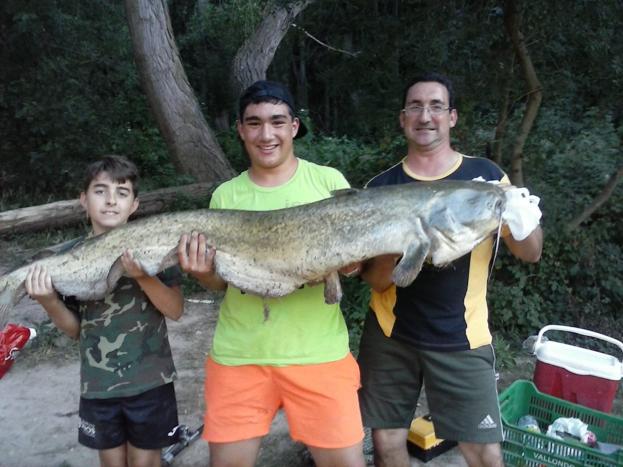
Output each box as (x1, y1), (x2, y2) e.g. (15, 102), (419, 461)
(0, 273), (28, 329)
(323, 270), (343, 304)
(392, 218), (431, 287)
(330, 188), (359, 197)
(106, 256), (126, 292)
(160, 246), (181, 272)
(137, 246), (181, 278)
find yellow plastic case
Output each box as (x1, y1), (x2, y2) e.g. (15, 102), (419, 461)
(407, 414), (457, 462)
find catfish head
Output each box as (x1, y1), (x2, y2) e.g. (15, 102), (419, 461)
(426, 181), (506, 265)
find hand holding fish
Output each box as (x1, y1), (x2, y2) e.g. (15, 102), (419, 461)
(121, 249), (148, 279)
(24, 264), (59, 306)
(178, 232), (226, 291)
(24, 264), (79, 338)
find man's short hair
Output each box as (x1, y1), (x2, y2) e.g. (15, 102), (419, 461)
(238, 80), (308, 139)
(403, 72), (456, 109)
(82, 155), (139, 196)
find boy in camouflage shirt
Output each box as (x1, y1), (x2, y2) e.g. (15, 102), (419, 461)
(25, 155), (184, 467)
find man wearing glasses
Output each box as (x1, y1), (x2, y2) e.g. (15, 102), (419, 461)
(358, 72), (543, 467)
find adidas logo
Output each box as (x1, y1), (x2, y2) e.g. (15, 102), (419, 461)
(478, 415), (498, 429)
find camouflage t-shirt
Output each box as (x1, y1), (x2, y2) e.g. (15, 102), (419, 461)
(73, 267), (181, 399)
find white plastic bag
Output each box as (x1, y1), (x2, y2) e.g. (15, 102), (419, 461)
(546, 417), (597, 447)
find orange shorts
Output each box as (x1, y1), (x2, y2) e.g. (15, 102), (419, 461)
(203, 353), (364, 448)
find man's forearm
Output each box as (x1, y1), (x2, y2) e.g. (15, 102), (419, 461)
(503, 226), (543, 263)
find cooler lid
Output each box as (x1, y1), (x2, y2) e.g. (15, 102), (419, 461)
(535, 341), (623, 380)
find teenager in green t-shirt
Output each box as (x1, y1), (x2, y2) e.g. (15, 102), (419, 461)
(178, 81), (365, 467)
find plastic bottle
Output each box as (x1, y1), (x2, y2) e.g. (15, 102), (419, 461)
(517, 415), (541, 433)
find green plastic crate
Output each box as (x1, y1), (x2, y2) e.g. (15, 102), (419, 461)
(499, 380), (623, 466)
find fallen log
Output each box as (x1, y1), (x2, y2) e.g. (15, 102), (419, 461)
(0, 181), (223, 236)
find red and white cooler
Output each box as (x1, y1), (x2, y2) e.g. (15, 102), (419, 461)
(532, 325), (623, 413)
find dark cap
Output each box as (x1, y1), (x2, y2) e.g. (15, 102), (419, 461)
(238, 80), (308, 139)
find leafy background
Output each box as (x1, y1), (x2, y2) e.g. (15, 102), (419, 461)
(1, 0), (622, 364)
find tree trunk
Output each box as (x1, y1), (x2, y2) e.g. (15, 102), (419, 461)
(0, 182), (223, 236)
(294, 29), (309, 108)
(504, 0), (543, 187)
(566, 165), (623, 231)
(230, 0), (315, 100)
(492, 58), (514, 166)
(125, 0), (234, 182)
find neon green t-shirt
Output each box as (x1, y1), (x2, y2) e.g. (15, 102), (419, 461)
(209, 158), (351, 366)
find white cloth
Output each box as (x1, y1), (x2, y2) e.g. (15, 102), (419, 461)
(472, 177), (541, 241)
(502, 187), (542, 241)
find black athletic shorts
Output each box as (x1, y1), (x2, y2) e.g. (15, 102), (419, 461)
(78, 383), (180, 450)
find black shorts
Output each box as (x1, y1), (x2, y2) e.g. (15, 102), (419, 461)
(78, 383), (180, 450)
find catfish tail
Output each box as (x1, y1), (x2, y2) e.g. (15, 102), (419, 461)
(0, 272), (27, 330)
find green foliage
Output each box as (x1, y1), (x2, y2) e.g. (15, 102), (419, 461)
(296, 133), (404, 187)
(0, 0), (173, 201)
(216, 126), (249, 174)
(339, 278), (370, 353)
(492, 334), (518, 372)
(489, 104), (622, 342)
(174, 0), (267, 117)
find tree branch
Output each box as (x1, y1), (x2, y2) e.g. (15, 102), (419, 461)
(503, 0), (543, 187)
(0, 182), (224, 236)
(291, 23), (360, 57)
(230, 0), (316, 99)
(566, 164), (623, 231)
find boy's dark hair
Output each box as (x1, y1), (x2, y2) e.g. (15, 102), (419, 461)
(238, 80), (308, 138)
(403, 72), (456, 109)
(82, 155), (140, 196)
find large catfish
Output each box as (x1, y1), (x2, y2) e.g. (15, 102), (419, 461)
(0, 180), (506, 324)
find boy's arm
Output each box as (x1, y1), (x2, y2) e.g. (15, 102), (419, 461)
(25, 265), (80, 339)
(121, 250), (184, 321)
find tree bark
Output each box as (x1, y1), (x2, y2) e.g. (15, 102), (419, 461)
(125, 0), (235, 182)
(566, 165), (623, 231)
(504, 0), (543, 187)
(230, 0), (315, 101)
(0, 182), (223, 236)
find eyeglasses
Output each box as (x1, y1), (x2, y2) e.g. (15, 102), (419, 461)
(402, 104), (450, 116)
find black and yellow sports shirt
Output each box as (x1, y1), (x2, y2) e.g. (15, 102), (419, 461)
(366, 154), (508, 351)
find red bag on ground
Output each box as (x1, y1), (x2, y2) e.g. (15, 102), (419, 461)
(0, 324), (36, 380)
